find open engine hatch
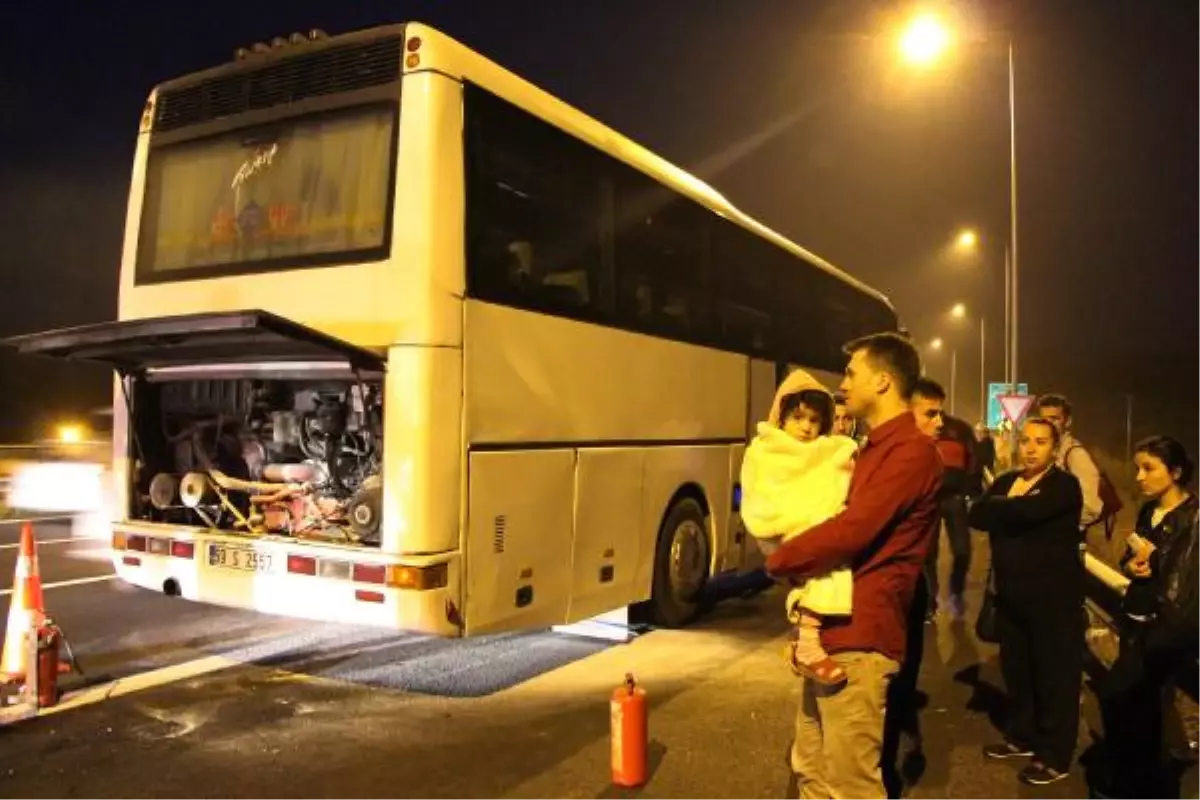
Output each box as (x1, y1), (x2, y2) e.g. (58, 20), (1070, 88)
(3, 310), (384, 374)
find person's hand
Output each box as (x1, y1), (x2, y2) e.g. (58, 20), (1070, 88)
(1127, 557), (1152, 579)
(1125, 535), (1153, 578)
(1126, 533), (1155, 578)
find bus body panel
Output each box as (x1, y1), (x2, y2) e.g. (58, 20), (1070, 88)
(463, 300), (747, 445)
(463, 449), (575, 635)
(392, 69), (466, 346)
(382, 344), (463, 556)
(566, 448), (646, 622)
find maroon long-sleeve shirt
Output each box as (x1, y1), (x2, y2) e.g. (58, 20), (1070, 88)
(766, 411), (943, 663)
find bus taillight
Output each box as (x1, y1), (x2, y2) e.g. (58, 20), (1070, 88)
(352, 563), (387, 585)
(287, 554), (317, 576)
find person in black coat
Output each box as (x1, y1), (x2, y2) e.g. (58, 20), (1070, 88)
(1096, 435), (1199, 797)
(968, 416), (1084, 787)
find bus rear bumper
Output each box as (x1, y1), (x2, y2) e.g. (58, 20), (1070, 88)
(110, 521), (464, 637)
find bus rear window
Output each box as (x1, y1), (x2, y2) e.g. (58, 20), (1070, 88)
(136, 104), (396, 282)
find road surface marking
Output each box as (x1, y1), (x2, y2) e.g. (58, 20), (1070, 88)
(0, 574), (116, 597)
(0, 536), (107, 550)
(40, 655), (241, 718)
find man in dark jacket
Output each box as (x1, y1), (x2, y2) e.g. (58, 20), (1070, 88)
(973, 421), (996, 495)
(912, 378), (975, 619)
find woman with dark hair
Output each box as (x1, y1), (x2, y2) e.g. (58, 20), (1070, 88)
(1097, 435), (1199, 797)
(967, 416), (1085, 786)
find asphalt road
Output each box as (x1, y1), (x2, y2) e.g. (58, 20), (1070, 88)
(0, 518), (613, 698)
(0, 518), (1194, 798)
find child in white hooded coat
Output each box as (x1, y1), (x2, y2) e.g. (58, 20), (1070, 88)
(740, 369), (857, 685)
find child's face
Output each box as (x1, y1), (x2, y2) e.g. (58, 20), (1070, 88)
(782, 405), (823, 442)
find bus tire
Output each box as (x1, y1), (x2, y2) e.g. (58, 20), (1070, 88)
(648, 497), (711, 628)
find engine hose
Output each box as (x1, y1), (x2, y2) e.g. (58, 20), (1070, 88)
(325, 435), (347, 495)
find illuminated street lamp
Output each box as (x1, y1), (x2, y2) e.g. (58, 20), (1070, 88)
(57, 424), (84, 444)
(929, 337), (944, 351)
(899, 13), (950, 66)
(950, 302), (967, 319)
(955, 229), (978, 250)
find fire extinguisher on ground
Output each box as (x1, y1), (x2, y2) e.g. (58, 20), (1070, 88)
(610, 672), (647, 787)
(36, 617), (73, 708)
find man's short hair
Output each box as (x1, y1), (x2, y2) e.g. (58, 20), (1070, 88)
(842, 332), (922, 400)
(912, 377), (947, 402)
(1035, 393), (1072, 419)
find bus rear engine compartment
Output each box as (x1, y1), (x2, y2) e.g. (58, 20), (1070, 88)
(131, 376), (384, 546)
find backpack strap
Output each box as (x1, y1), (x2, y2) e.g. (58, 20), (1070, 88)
(1061, 441), (1084, 474)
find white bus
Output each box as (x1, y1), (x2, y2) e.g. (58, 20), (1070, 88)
(5, 23), (898, 636)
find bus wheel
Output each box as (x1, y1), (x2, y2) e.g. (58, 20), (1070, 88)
(649, 497), (710, 628)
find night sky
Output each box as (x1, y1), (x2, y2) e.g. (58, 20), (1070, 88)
(0, 0), (1195, 458)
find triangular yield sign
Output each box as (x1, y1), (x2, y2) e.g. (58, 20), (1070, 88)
(999, 394), (1034, 424)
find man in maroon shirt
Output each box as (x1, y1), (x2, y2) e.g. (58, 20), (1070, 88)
(767, 332), (943, 799)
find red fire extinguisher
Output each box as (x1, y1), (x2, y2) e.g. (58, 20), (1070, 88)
(35, 619), (63, 708)
(610, 672), (647, 787)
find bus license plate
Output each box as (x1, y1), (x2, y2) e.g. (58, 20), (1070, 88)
(208, 544), (273, 573)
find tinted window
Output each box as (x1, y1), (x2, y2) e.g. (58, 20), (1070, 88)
(462, 84), (896, 363)
(713, 222), (777, 357)
(614, 173), (711, 339)
(465, 85), (611, 318)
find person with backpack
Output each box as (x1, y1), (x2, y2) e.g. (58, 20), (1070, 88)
(1034, 393), (1124, 535)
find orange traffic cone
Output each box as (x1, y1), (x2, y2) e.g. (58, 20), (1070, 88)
(1, 522), (46, 682)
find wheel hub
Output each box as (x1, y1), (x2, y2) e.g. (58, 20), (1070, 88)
(668, 518), (706, 601)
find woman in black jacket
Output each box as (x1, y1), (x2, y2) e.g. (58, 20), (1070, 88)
(1098, 435), (1199, 797)
(968, 416), (1084, 786)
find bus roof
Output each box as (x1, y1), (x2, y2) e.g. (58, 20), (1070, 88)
(407, 23), (894, 310)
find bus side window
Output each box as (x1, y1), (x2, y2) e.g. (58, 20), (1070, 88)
(713, 222), (776, 357)
(613, 173), (711, 339)
(464, 85), (609, 319)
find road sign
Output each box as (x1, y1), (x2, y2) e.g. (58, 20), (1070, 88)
(999, 394), (1035, 425)
(987, 382), (1029, 430)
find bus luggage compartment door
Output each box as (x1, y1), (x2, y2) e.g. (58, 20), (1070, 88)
(464, 450), (573, 634)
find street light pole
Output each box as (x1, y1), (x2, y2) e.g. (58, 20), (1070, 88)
(950, 347), (958, 416)
(979, 315), (986, 424)
(1007, 39), (1020, 390)
(1004, 246), (1012, 385)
